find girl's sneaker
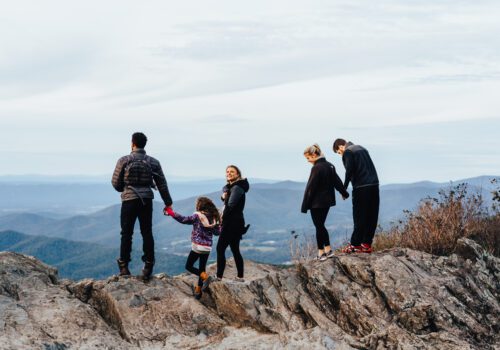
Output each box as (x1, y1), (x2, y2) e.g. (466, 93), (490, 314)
(360, 243), (373, 254)
(341, 244), (362, 254)
(194, 285), (202, 300)
(200, 272), (212, 291)
(234, 277), (245, 282)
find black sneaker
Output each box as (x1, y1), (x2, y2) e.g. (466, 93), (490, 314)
(325, 250), (335, 259)
(316, 253), (327, 262)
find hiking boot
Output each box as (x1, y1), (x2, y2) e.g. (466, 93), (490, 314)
(360, 243), (373, 254)
(142, 260), (155, 281)
(316, 253), (328, 261)
(117, 259), (131, 276)
(325, 250), (335, 259)
(341, 244), (362, 254)
(194, 285), (202, 300)
(200, 272), (212, 291)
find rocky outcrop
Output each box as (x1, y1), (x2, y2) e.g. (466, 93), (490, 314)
(1, 238), (499, 349)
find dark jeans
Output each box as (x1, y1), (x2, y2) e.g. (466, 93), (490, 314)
(185, 250), (209, 287)
(310, 207), (331, 249)
(216, 234), (244, 278)
(351, 185), (380, 246)
(120, 198), (154, 263)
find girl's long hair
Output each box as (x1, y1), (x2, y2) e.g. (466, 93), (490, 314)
(196, 197), (221, 224)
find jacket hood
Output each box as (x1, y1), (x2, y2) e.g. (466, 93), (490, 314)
(232, 178), (250, 193)
(195, 211), (218, 228)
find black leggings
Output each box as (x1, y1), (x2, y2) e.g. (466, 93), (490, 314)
(185, 250), (209, 287)
(216, 234), (244, 278)
(310, 207), (331, 250)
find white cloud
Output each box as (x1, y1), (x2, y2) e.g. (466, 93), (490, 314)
(0, 0), (499, 181)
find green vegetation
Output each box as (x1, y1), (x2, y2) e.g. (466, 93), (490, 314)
(0, 231), (186, 280)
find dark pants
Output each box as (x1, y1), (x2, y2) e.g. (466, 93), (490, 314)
(351, 185), (380, 246)
(310, 207), (331, 249)
(120, 198), (154, 263)
(216, 233), (244, 278)
(185, 250), (209, 287)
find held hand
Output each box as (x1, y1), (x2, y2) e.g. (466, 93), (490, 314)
(342, 192), (349, 200)
(163, 206), (175, 216)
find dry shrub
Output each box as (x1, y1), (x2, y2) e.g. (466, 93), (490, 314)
(289, 230), (317, 264)
(373, 182), (500, 257)
(470, 212), (500, 257)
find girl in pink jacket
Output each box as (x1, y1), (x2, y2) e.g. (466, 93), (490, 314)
(165, 197), (221, 299)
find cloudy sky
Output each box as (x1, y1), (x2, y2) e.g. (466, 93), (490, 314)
(1, 0), (499, 183)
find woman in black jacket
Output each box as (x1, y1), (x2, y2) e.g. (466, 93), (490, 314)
(216, 165), (249, 281)
(301, 144), (349, 261)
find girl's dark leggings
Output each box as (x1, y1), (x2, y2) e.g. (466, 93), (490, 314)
(216, 234), (244, 278)
(185, 250), (209, 286)
(310, 207), (330, 249)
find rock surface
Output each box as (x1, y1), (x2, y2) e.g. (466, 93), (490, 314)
(1, 238), (499, 349)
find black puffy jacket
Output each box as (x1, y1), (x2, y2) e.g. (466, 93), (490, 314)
(301, 158), (348, 213)
(222, 178), (249, 236)
(111, 149), (172, 205)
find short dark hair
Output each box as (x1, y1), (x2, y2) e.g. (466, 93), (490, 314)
(132, 132), (147, 148)
(333, 138), (346, 152)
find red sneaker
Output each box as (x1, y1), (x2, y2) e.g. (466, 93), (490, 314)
(360, 243), (372, 254)
(341, 244), (362, 254)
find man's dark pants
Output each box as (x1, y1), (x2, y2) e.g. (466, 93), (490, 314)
(351, 185), (379, 246)
(120, 198), (154, 263)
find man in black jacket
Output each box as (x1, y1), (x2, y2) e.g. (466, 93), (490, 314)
(112, 132), (173, 279)
(333, 139), (379, 253)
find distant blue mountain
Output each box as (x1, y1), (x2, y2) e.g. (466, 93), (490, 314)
(0, 176), (497, 266)
(0, 177), (279, 217)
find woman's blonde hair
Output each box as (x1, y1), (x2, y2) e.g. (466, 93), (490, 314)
(303, 143), (323, 157)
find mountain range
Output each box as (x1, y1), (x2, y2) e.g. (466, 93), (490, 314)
(0, 230), (186, 279)
(0, 176), (497, 268)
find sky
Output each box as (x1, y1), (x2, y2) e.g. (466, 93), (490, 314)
(1, 0), (499, 183)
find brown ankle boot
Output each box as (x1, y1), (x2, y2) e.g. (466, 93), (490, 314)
(117, 259), (131, 276)
(142, 260), (154, 281)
